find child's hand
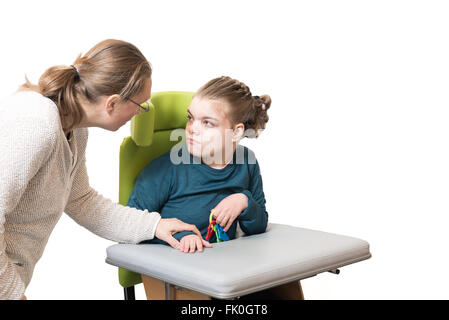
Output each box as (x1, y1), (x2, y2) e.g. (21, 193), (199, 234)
(179, 234), (212, 253)
(155, 218), (203, 249)
(212, 193), (248, 232)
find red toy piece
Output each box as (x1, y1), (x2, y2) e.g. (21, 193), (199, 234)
(206, 220), (216, 241)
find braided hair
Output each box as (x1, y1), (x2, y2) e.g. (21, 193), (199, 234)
(195, 76), (271, 138)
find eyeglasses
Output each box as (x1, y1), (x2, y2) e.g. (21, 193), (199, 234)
(127, 98), (150, 112)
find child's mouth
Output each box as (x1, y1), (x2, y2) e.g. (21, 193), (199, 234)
(188, 138), (199, 145)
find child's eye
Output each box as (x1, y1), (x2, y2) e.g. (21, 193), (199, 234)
(187, 115), (192, 121)
(203, 120), (214, 127)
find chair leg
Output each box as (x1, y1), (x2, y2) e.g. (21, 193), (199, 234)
(124, 286), (136, 300)
(298, 281), (305, 300)
(266, 280), (305, 300)
(237, 280), (305, 300)
(141, 275), (211, 300)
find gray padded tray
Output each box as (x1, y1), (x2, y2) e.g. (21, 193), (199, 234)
(105, 223), (371, 299)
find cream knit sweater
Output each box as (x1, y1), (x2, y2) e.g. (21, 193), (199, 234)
(0, 91), (161, 299)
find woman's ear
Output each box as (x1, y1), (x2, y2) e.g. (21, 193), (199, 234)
(105, 94), (122, 115)
(232, 123), (245, 142)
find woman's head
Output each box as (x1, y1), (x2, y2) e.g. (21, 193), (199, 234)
(20, 39), (152, 133)
(185, 76), (271, 165)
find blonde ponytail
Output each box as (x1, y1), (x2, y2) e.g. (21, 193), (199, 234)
(19, 39), (152, 133)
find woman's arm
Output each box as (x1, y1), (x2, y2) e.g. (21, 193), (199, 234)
(0, 235), (26, 299)
(64, 155), (162, 244)
(0, 111), (56, 299)
(64, 155), (203, 247)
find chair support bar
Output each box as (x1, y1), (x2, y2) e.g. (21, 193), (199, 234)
(328, 268), (340, 274)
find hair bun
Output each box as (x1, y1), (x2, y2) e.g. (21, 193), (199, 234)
(196, 76), (271, 139)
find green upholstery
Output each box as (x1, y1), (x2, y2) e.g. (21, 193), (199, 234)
(118, 91), (195, 288)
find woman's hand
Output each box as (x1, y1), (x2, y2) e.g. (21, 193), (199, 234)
(179, 234), (212, 253)
(155, 218), (204, 249)
(212, 193), (248, 232)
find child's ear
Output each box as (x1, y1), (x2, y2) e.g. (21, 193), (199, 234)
(232, 123), (245, 142)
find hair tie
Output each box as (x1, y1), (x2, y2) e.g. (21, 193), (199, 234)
(261, 103), (266, 110)
(70, 65), (80, 80)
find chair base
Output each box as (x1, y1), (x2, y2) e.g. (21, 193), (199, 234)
(141, 275), (304, 300)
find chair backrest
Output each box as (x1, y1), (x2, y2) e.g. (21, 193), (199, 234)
(118, 91), (194, 288)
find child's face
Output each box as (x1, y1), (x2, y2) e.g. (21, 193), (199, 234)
(186, 96), (236, 164)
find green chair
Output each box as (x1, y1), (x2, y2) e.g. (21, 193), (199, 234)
(118, 91), (194, 300)
(111, 91), (371, 300)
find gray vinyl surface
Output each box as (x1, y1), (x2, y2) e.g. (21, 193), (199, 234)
(105, 223), (371, 299)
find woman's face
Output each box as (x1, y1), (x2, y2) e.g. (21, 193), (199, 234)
(185, 96), (236, 165)
(106, 78), (152, 131)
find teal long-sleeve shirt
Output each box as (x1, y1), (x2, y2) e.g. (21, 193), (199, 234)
(127, 143), (268, 245)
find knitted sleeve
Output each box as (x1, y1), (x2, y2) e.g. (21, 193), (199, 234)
(64, 153), (161, 244)
(0, 110), (56, 299)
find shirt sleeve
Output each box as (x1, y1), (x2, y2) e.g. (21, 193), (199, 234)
(64, 154), (161, 244)
(238, 159), (269, 235)
(127, 156), (182, 245)
(0, 113), (56, 299)
(126, 156), (172, 214)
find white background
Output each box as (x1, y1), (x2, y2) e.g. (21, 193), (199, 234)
(1, 0), (448, 300)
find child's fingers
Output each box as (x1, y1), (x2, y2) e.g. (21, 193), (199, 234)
(215, 211), (227, 226)
(190, 238), (196, 253)
(224, 217), (236, 232)
(215, 214), (223, 224)
(195, 237), (203, 252)
(181, 237), (190, 253)
(212, 208), (220, 220)
(219, 215), (230, 228)
(179, 238), (185, 251)
(202, 239), (213, 248)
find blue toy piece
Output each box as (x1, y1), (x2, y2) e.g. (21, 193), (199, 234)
(215, 224), (230, 241)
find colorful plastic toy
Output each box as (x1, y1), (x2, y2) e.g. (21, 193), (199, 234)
(205, 210), (230, 242)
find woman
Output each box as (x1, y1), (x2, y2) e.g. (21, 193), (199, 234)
(0, 39), (207, 300)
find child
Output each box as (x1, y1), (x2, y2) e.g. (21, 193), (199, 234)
(127, 76), (271, 253)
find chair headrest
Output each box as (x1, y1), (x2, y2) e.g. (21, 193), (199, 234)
(130, 91), (194, 146)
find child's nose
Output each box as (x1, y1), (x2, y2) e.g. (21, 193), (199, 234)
(188, 120), (200, 135)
